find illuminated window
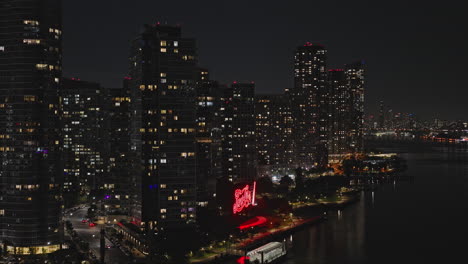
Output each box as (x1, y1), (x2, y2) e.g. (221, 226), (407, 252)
(174, 41), (178, 47)
(160, 184), (167, 189)
(36, 64), (48, 70)
(23, 20), (39, 25)
(160, 209), (167, 213)
(24, 95), (36, 102)
(160, 40), (167, 47)
(160, 48), (167, 53)
(23, 39), (41, 44)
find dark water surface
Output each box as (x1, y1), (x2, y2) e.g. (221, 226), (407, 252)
(285, 146), (468, 264)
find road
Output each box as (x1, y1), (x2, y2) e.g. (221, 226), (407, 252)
(65, 207), (131, 264)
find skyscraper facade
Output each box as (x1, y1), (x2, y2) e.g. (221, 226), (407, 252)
(292, 43), (328, 168)
(104, 84), (133, 214)
(0, 0), (62, 254)
(195, 75), (223, 204)
(128, 24), (197, 231)
(328, 69), (350, 155)
(344, 61), (365, 153)
(255, 93), (294, 177)
(222, 82), (256, 182)
(61, 78), (106, 207)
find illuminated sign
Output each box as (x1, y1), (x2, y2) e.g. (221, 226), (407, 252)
(233, 181), (256, 214)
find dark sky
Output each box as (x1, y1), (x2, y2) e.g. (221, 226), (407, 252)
(62, 0), (467, 120)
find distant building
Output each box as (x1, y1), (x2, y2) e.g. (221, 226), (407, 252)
(128, 24), (197, 231)
(379, 100), (385, 129)
(104, 83), (133, 214)
(195, 75), (224, 205)
(222, 82), (257, 182)
(61, 78), (106, 206)
(0, 0), (63, 254)
(328, 62), (365, 155)
(292, 43), (328, 168)
(344, 61), (365, 153)
(328, 69), (350, 155)
(255, 93), (295, 177)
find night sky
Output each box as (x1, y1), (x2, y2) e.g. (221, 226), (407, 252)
(62, 0), (467, 120)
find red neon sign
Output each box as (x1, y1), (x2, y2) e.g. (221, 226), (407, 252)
(233, 182), (256, 214)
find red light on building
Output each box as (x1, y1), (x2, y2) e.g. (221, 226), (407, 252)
(233, 182), (256, 214)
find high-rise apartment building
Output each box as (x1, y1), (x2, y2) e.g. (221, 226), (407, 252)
(195, 75), (223, 204)
(255, 93), (294, 177)
(344, 61), (365, 153)
(128, 24), (197, 231)
(292, 43), (328, 168)
(328, 63), (365, 155)
(104, 84), (133, 213)
(61, 78), (106, 207)
(222, 82), (256, 182)
(328, 69), (351, 155)
(0, 0), (62, 254)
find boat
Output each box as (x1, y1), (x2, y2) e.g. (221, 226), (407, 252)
(244, 241), (287, 264)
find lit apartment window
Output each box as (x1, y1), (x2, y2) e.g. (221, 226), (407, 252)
(160, 40), (167, 47)
(24, 95), (36, 102)
(36, 64), (48, 70)
(23, 39), (41, 44)
(160, 48), (167, 53)
(23, 20), (39, 25)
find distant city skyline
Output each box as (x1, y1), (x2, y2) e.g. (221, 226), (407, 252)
(62, 0), (466, 120)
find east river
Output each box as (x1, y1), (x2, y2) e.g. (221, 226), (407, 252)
(284, 144), (468, 264)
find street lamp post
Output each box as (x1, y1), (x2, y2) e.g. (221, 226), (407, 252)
(100, 228), (106, 264)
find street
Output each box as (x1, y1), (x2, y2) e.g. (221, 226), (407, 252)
(65, 207), (132, 264)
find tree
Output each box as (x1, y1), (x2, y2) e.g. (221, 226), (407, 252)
(256, 176), (274, 194)
(278, 175), (294, 194)
(294, 167), (305, 194)
(148, 225), (203, 264)
(343, 157), (357, 176)
(280, 175), (294, 187)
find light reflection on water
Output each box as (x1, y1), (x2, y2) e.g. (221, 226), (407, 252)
(284, 147), (468, 264)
